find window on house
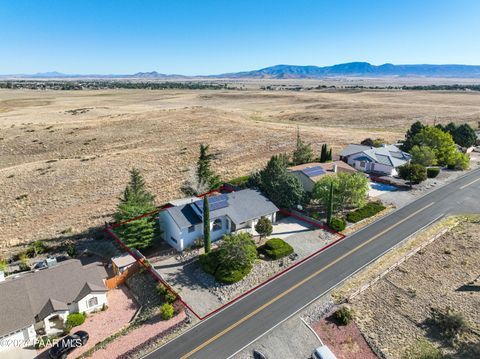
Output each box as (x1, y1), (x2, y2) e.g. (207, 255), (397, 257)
(360, 161), (366, 167)
(170, 236), (177, 243)
(88, 297), (98, 308)
(212, 218), (222, 231)
(188, 225), (195, 233)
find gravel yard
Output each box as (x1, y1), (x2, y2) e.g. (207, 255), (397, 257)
(313, 313), (378, 359)
(89, 311), (187, 359)
(350, 218), (480, 358)
(153, 216), (339, 318)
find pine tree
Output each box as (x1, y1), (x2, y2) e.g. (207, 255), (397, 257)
(320, 144), (327, 163)
(119, 168), (154, 206)
(203, 195), (211, 253)
(292, 127), (314, 165)
(197, 144), (221, 190)
(114, 168), (157, 249)
(327, 148), (333, 162)
(320, 144), (332, 163)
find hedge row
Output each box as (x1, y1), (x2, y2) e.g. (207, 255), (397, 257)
(260, 238), (294, 260)
(346, 202), (386, 223)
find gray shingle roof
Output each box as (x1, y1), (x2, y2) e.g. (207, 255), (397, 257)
(166, 204), (202, 228)
(165, 189), (279, 228)
(341, 144), (410, 168)
(339, 144), (372, 157)
(0, 259), (108, 337)
(224, 189), (279, 224)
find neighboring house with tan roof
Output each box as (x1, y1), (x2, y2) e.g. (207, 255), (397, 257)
(287, 161), (357, 192)
(339, 144), (411, 176)
(0, 259), (108, 351)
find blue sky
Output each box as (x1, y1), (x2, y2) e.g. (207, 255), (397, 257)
(1, 0), (479, 75)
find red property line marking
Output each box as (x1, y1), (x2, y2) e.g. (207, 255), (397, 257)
(105, 227), (202, 320)
(103, 185), (347, 321)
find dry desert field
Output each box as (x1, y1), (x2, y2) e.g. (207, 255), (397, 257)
(1, 88), (480, 253)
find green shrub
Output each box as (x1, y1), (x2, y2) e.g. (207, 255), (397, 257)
(215, 265), (251, 284)
(404, 339), (443, 359)
(156, 283), (168, 295)
(200, 233), (256, 284)
(261, 238), (294, 260)
(66, 312), (86, 330)
(164, 291), (177, 304)
(228, 175), (250, 188)
(311, 212), (322, 220)
(160, 303), (174, 320)
(429, 306), (467, 343)
(346, 202), (386, 223)
(426, 167), (440, 178)
(334, 305), (354, 325)
(398, 163), (427, 184)
(199, 251), (220, 275)
(329, 217), (346, 232)
(26, 240), (48, 257)
(66, 243), (77, 257)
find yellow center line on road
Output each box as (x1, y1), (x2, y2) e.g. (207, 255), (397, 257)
(180, 201), (435, 359)
(459, 177), (480, 189)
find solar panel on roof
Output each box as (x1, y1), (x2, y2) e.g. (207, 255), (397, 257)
(301, 166), (326, 177)
(194, 194), (229, 213)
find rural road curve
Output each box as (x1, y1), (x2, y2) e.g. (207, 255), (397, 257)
(145, 168), (480, 359)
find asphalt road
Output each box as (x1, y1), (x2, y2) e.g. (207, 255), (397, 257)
(146, 168), (480, 359)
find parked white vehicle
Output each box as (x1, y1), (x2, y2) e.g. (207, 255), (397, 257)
(312, 345), (337, 359)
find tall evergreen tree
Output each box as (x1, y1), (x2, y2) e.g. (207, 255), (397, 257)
(203, 195), (211, 253)
(326, 148), (333, 162)
(292, 127), (314, 165)
(326, 181), (334, 225)
(114, 168), (157, 249)
(402, 121), (425, 152)
(319, 144), (327, 163)
(320, 144), (332, 163)
(256, 154), (305, 209)
(197, 144), (221, 190)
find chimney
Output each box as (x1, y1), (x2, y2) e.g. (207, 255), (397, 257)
(333, 163), (338, 173)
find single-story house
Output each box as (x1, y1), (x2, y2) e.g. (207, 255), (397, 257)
(159, 189), (279, 251)
(0, 259), (108, 351)
(339, 144), (411, 176)
(288, 161), (357, 192)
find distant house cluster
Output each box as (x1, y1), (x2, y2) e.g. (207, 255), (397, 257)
(160, 189), (279, 251)
(339, 144), (411, 176)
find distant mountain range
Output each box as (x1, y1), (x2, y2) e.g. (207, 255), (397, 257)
(3, 62), (480, 79)
(215, 62), (480, 78)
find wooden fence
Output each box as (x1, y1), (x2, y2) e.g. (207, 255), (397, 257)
(105, 261), (141, 289)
